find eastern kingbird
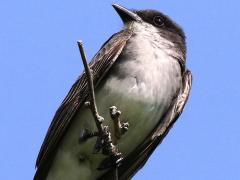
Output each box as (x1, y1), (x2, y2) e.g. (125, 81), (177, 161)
(34, 4), (192, 180)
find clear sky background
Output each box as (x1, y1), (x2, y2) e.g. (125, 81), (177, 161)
(0, 0), (239, 180)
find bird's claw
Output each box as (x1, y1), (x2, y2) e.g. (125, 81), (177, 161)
(79, 106), (127, 170)
(110, 106), (129, 139)
(93, 126), (118, 155)
(121, 122), (129, 133)
(93, 125), (123, 169)
(110, 106), (121, 118)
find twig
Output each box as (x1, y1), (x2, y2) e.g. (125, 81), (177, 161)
(77, 41), (121, 179)
(77, 41), (104, 132)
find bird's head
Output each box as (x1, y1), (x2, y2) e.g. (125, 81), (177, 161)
(112, 4), (186, 60)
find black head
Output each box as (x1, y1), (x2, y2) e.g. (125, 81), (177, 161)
(136, 10), (185, 40)
(113, 4), (186, 59)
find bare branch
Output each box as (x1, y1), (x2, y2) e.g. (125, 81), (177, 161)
(77, 41), (123, 175)
(77, 41), (104, 132)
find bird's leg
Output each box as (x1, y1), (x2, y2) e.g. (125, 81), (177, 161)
(110, 106), (129, 140)
(77, 41), (123, 170)
(96, 126), (123, 170)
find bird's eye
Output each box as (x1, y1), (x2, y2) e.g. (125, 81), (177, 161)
(153, 16), (164, 27)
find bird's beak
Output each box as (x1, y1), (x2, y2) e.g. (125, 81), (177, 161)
(112, 4), (142, 23)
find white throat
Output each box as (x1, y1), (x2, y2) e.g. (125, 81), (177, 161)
(124, 21), (182, 61)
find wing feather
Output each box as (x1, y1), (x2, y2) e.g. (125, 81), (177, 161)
(34, 29), (133, 179)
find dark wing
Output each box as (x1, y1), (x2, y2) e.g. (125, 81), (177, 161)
(34, 29), (133, 180)
(99, 70), (192, 180)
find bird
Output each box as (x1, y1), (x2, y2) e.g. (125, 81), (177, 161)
(34, 4), (192, 180)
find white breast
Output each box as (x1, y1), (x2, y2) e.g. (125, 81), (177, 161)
(46, 23), (182, 180)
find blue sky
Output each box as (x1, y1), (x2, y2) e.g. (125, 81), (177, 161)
(0, 0), (240, 179)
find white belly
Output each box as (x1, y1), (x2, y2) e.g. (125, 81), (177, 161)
(46, 33), (182, 180)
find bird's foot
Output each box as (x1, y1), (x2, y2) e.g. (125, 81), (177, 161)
(79, 126), (123, 169)
(110, 106), (129, 139)
(94, 125), (124, 169)
(93, 126), (120, 155)
(96, 126), (123, 169)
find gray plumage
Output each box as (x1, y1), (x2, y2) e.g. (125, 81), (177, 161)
(34, 4), (192, 180)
